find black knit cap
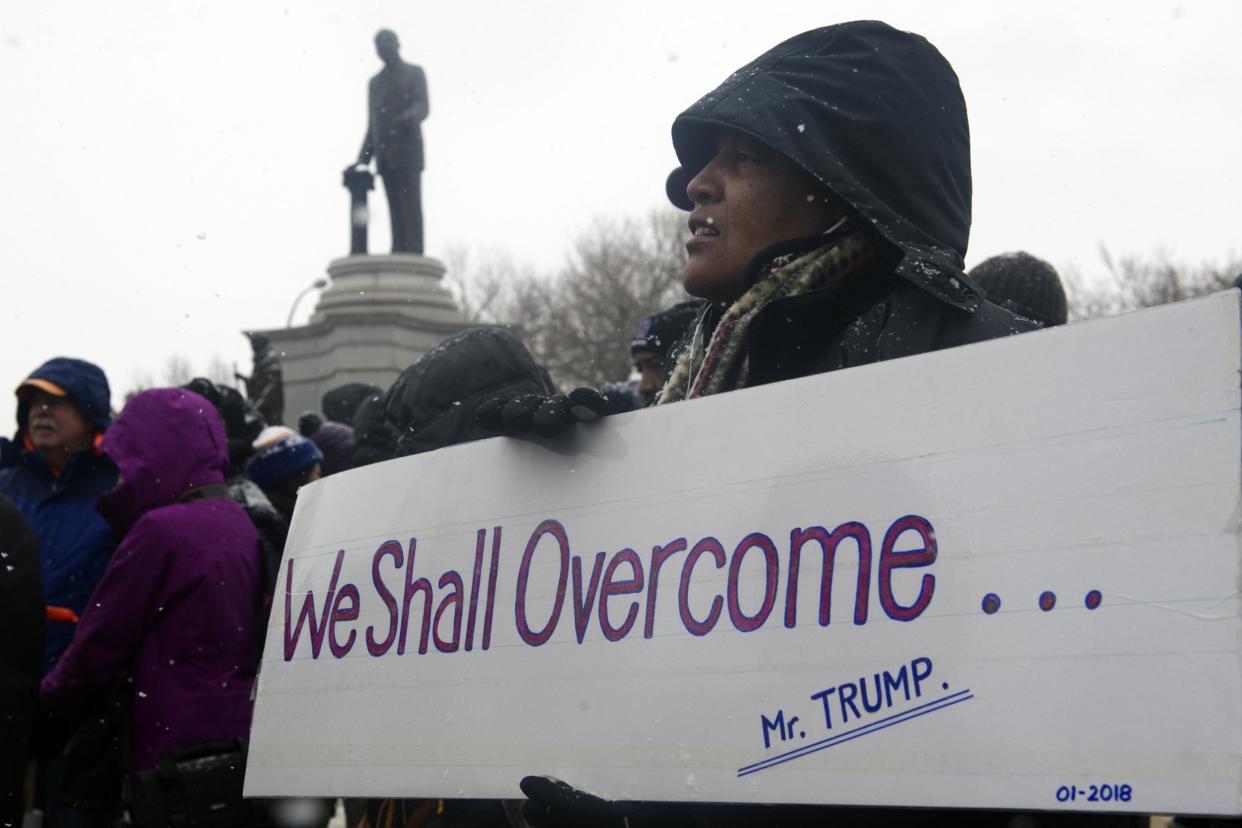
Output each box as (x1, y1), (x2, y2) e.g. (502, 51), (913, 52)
(968, 252), (1067, 328)
(630, 300), (702, 358)
(182, 377), (265, 476)
(322, 383), (383, 425)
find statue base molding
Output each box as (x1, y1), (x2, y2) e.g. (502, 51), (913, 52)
(252, 254), (468, 422)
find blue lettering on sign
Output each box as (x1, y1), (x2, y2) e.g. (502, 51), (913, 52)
(741, 656), (972, 777)
(1055, 783), (1133, 804)
(809, 656), (933, 728)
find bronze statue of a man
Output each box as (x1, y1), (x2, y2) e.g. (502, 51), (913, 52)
(349, 29), (428, 255)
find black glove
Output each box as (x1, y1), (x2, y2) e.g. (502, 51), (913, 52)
(565, 386), (613, 421)
(476, 394), (542, 435)
(519, 776), (632, 828)
(477, 388), (613, 438)
(530, 394), (571, 438)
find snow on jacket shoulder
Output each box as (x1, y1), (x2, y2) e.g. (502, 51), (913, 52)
(739, 242), (1038, 387)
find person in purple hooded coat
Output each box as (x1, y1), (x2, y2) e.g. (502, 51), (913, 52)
(40, 387), (261, 777)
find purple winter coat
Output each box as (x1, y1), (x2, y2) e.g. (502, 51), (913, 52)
(41, 388), (261, 773)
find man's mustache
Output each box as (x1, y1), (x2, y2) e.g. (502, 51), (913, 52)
(29, 416), (58, 431)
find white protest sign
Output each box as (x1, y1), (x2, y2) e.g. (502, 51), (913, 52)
(246, 291), (1242, 816)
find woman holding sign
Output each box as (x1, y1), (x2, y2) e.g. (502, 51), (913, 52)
(515, 19), (1135, 828)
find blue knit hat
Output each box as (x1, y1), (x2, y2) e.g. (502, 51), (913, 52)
(245, 426), (323, 490)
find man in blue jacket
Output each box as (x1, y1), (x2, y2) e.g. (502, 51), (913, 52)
(0, 357), (118, 673)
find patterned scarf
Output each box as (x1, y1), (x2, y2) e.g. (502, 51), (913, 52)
(658, 229), (875, 403)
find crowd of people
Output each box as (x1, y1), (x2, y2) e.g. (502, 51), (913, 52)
(9, 16), (1192, 828)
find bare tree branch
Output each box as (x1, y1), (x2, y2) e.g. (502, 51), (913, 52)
(1066, 247), (1240, 321)
(448, 208), (690, 389)
(162, 354), (195, 386)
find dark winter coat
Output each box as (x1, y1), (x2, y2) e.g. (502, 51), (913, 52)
(386, 326), (556, 457)
(229, 476), (288, 648)
(667, 20), (1036, 391)
(0, 495), (43, 823)
(41, 388), (261, 774)
(352, 391), (401, 467)
(0, 357), (118, 671)
(0, 449), (117, 672)
(692, 236), (1037, 392)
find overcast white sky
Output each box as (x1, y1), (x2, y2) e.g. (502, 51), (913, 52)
(2, 0), (1239, 429)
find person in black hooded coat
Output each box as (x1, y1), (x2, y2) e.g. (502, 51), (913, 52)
(520, 20), (1141, 828)
(655, 20), (1037, 404)
(1, 495), (42, 825)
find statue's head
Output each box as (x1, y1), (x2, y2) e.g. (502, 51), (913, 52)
(375, 29), (401, 64)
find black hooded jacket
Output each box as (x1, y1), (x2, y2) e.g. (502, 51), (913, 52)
(666, 21), (1036, 389)
(0, 495), (42, 823)
(386, 327), (556, 457)
(352, 392), (400, 468)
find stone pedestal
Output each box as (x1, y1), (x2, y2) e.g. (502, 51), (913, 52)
(253, 254), (468, 422)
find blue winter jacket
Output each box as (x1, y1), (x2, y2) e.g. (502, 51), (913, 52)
(0, 357), (118, 672)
